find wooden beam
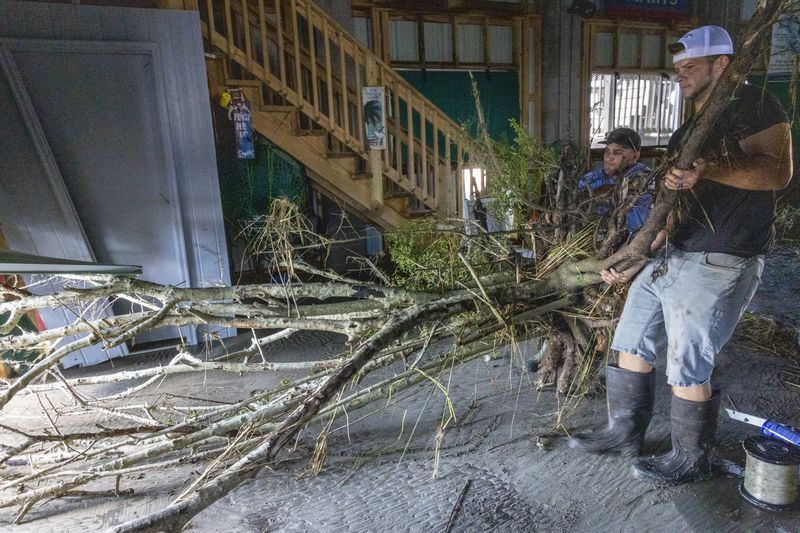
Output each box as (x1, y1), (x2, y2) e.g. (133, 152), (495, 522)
(157, 0), (190, 9)
(290, 0), (304, 110)
(258, 0), (269, 73)
(443, 131), (453, 215)
(323, 19), (336, 131)
(224, 0), (234, 56)
(205, 0), (216, 41)
(432, 113), (439, 203)
(306, 1), (320, 120)
(366, 55), (383, 210)
(392, 79), (401, 179)
(354, 0), (535, 16)
(275, 0), (288, 96)
(420, 103), (427, 198)
(241, 0), (253, 70)
(370, 6), (382, 58)
(354, 44), (364, 145)
(339, 35), (351, 139)
(406, 90), (415, 189)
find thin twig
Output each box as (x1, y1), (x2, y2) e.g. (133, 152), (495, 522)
(444, 478), (472, 533)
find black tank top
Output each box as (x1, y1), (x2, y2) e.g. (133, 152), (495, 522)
(668, 83), (788, 257)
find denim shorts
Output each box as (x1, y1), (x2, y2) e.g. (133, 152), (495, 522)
(610, 247), (764, 387)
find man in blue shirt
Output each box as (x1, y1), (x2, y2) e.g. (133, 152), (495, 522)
(579, 127), (653, 238)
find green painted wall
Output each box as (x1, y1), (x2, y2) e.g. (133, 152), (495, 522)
(398, 70), (520, 141)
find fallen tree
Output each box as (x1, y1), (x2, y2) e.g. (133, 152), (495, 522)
(0, 2), (795, 530)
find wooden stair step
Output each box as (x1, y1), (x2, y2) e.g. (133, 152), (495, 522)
(384, 196), (410, 216)
(224, 78), (262, 87)
(408, 209), (435, 218)
(384, 190), (415, 200)
(352, 172), (372, 180)
(294, 129), (327, 136)
(326, 152), (356, 159)
(263, 105), (297, 113)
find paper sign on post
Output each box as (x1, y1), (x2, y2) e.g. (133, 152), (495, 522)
(362, 87), (387, 150)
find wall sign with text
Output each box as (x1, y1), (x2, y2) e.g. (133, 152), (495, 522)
(606, 0), (691, 20)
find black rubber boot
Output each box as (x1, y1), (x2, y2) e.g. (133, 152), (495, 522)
(568, 365), (655, 458)
(632, 390), (721, 485)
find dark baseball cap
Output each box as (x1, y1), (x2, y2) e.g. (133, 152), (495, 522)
(600, 127), (641, 151)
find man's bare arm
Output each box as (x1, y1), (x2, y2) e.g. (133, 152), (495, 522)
(665, 122), (793, 191)
(707, 122), (793, 190)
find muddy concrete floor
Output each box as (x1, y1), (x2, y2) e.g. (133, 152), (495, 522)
(1, 246), (799, 532)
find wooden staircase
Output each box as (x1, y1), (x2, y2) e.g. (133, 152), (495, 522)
(179, 0), (477, 229)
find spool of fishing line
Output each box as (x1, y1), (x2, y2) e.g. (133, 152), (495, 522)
(739, 436), (800, 511)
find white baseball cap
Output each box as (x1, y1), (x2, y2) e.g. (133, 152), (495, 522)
(669, 25), (734, 62)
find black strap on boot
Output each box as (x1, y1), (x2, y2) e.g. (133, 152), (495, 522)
(569, 365), (655, 458)
(632, 390), (721, 485)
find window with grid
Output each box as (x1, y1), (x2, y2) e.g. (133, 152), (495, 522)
(386, 16), (515, 69)
(588, 24), (689, 148)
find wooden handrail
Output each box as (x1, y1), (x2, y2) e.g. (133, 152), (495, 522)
(190, 0), (477, 215)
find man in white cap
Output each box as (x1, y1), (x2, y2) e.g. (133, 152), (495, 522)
(570, 25), (793, 485)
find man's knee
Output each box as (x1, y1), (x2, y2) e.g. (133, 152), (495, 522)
(671, 381), (712, 401)
(618, 351), (654, 373)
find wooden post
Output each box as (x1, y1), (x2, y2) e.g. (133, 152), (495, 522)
(420, 103), (427, 198)
(392, 78), (401, 180)
(224, 0), (234, 56)
(432, 113), (439, 203)
(275, 0), (287, 96)
(241, 0), (252, 69)
(157, 0), (190, 9)
(354, 46), (364, 144)
(366, 56), (383, 210)
(458, 143), (465, 218)
(370, 6), (382, 58)
(205, 0), (216, 37)
(515, 16), (526, 133)
(406, 90), (415, 189)
(339, 37), (350, 139)
(380, 9), (391, 63)
(290, 0), (303, 110)
(258, 0), (269, 77)
(443, 131), (453, 216)
(306, 2), (320, 120)
(380, 69), (390, 173)
(323, 19), (335, 131)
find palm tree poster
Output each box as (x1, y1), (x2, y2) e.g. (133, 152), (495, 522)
(362, 86), (386, 150)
